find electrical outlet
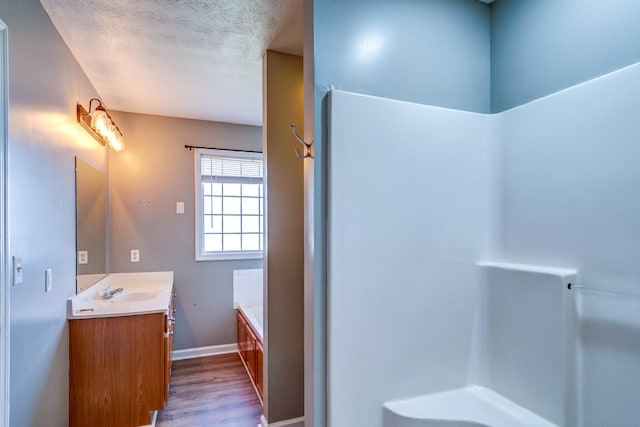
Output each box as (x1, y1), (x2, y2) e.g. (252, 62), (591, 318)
(45, 268), (53, 292)
(78, 251), (88, 264)
(176, 201), (185, 214)
(131, 249), (140, 263)
(12, 256), (23, 286)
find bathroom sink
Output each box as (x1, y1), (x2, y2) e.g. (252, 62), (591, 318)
(111, 290), (160, 303)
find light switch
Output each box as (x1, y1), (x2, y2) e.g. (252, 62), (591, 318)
(78, 251), (88, 265)
(45, 268), (53, 292)
(131, 249), (140, 263)
(176, 202), (185, 214)
(12, 256), (23, 286)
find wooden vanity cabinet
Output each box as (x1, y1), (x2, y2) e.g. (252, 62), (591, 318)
(237, 311), (263, 401)
(69, 291), (175, 427)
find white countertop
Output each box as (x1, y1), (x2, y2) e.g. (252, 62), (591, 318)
(67, 271), (174, 319)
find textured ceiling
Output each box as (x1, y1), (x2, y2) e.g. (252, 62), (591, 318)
(40, 0), (303, 126)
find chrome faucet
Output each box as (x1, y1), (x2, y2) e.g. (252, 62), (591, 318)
(100, 286), (124, 300)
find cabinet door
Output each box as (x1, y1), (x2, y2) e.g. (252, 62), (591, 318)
(255, 340), (263, 398)
(69, 313), (165, 427)
(245, 322), (257, 379)
(247, 328), (256, 378)
(238, 313), (248, 362)
(237, 312), (256, 378)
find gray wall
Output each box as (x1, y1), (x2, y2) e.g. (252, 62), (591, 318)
(0, 1), (107, 425)
(108, 111), (262, 350)
(315, 0), (490, 114)
(491, 0), (640, 112)
(263, 51), (304, 423)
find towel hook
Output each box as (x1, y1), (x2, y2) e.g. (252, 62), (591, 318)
(290, 123), (313, 159)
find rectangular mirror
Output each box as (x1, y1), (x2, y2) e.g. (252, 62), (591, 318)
(75, 157), (107, 292)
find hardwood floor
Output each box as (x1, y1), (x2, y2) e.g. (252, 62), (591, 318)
(157, 353), (262, 427)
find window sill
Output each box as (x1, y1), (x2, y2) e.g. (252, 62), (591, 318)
(196, 252), (263, 262)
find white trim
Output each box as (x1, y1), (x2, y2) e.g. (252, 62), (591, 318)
(260, 415), (305, 427)
(0, 19), (9, 427)
(171, 343), (238, 361)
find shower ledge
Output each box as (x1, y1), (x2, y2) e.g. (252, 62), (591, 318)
(384, 386), (558, 427)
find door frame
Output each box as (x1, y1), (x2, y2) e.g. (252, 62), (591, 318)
(0, 18), (10, 427)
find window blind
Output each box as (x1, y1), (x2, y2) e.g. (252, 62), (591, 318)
(201, 154), (263, 182)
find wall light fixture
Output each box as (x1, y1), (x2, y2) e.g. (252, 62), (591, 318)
(76, 98), (125, 151)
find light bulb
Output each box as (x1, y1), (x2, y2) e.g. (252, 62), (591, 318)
(85, 103), (124, 151)
(107, 123), (117, 146)
(111, 132), (124, 152)
(91, 109), (109, 136)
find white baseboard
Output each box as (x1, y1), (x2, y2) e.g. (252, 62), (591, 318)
(260, 415), (305, 427)
(172, 343), (238, 360)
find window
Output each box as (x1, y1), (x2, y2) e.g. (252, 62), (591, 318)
(195, 148), (263, 261)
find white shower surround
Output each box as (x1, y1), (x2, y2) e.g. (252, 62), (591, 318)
(328, 90), (496, 427)
(327, 61), (640, 427)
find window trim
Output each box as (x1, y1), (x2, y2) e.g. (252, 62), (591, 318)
(194, 148), (264, 261)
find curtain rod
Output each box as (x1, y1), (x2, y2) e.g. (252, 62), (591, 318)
(184, 144), (261, 154)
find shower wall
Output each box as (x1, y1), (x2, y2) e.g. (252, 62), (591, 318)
(326, 60), (640, 427)
(327, 91), (497, 427)
(320, 3), (640, 426)
(476, 263), (577, 426)
(499, 62), (640, 295)
(310, 3), (491, 422)
(499, 61), (640, 427)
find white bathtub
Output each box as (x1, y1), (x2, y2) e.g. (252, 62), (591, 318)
(384, 386), (557, 427)
(239, 304), (263, 341)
